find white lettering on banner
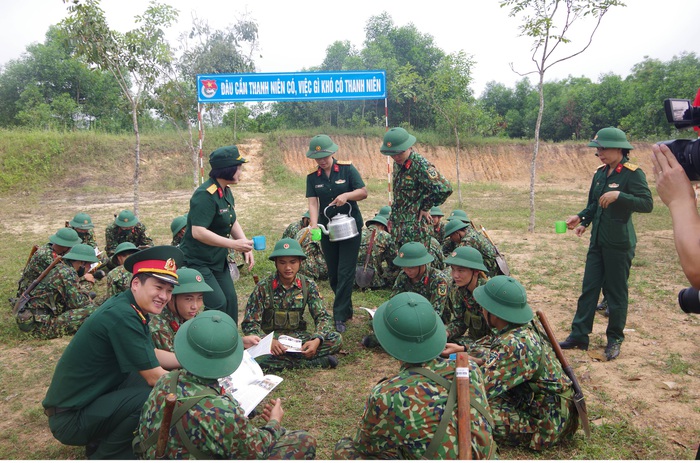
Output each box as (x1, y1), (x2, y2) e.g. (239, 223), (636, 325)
(221, 80), (234, 95)
(298, 78), (312, 96)
(270, 79), (285, 95)
(313, 79), (319, 93)
(321, 78), (333, 93)
(234, 79), (247, 95)
(366, 77), (381, 92)
(335, 78), (343, 92)
(287, 79), (297, 95)
(248, 81), (270, 95)
(344, 79), (365, 93)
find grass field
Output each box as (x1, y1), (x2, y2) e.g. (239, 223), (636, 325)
(0, 130), (698, 459)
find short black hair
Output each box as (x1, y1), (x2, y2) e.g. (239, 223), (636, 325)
(209, 165), (239, 181)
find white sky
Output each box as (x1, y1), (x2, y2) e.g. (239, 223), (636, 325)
(1, 0), (699, 96)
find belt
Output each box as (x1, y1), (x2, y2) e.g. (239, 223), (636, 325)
(43, 406), (75, 417)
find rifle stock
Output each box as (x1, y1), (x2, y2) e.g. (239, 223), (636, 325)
(13, 256), (63, 316)
(456, 352), (472, 460)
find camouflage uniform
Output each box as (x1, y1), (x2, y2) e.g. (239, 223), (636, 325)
(294, 228), (328, 281)
(475, 320), (576, 450)
(333, 358), (497, 459)
(428, 237), (445, 271)
(171, 234), (182, 247)
(445, 274), (490, 341)
(390, 152), (452, 250)
(73, 228), (98, 248)
(104, 222), (154, 257)
(136, 369), (316, 459)
(282, 219), (306, 240)
(242, 273), (342, 372)
(105, 266), (131, 298)
(443, 225), (499, 277)
(355, 225), (399, 289)
(149, 306), (184, 352)
(15, 260), (96, 338)
(391, 264), (449, 319)
(16, 243), (56, 296)
(431, 221), (445, 244)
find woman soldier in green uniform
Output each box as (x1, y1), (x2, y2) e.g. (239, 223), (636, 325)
(306, 135), (368, 333)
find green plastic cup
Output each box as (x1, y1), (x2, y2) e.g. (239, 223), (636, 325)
(311, 228), (322, 241)
(555, 221), (567, 234)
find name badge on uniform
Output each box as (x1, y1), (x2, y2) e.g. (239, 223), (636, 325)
(335, 179), (346, 184)
(608, 183), (619, 189)
(315, 184), (324, 188)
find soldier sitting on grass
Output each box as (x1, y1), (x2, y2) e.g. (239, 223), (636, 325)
(282, 210), (310, 239)
(242, 238), (342, 372)
(442, 218), (499, 277)
(105, 241), (138, 299)
(104, 209), (154, 257)
(355, 214), (398, 290)
(15, 243), (99, 339)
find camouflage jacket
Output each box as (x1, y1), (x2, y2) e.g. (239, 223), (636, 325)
(391, 265), (449, 319)
(294, 228), (328, 281)
(356, 225), (399, 288)
(282, 219), (305, 240)
(445, 275), (489, 341)
(443, 225), (499, 277)
(136, 369), (284, 459)
(104, 222), (154, 257)
(106, 266), (131, 298)
(242, 273), (332, 339)
(431, 221), (445, 243)
(17, 243), (56, 295)
(337, 358), (496, 459)
(428, 237), (445, 271)
(23, 260), (95, 316)
(390, 152), (452, 248)
(149, 306), (186, 352)
(72, 228), (98, 248)
(171, 235), (182, 247)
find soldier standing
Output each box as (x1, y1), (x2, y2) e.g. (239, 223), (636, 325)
(134, 310), (317, 459)
(443, 219), (499, 277)
(334, 292), (497, 459)
(379, 127), (452, 250)
(472, 276), (578, 450)
(104, 210), (154, 257)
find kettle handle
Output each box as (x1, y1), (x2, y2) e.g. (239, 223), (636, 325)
(323, 202), (352, 221)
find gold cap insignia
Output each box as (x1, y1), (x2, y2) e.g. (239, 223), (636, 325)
(164, 258), (177, 272)
(315, 146), (321, 151)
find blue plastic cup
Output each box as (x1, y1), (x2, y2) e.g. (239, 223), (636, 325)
(252, 235), (266, 250)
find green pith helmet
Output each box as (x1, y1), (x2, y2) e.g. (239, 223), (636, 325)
(444, 246), (488, 272)
(124, 245), (184, 286)
(448, 209), (470, 223)
(62, 243), (99, 263)
(302, 210), (310, 219)
(49, 227), (81, 248)
(393, 242), (434, 267)
(373, 292), (447, 363)
(114, 210), (139, 228)
(429, 206), (444, 217)
(69, 212), (94, 230)
(209, 145), (248, 168)
(473, 275), (533, 324)
(268, 238), (307, 260)
(444, 219), (468, 237)
(366, 215), (388, 228)
(378, 206), (391, 218)
(587, 127), (634, 150)
(172, 268), (213, 295)
(111, 241), (139, 267)
(380, 127), (417, 155)
(306, 134), (338, 159)
(174, 310), (244, 379)
(170, 215), (187, 237)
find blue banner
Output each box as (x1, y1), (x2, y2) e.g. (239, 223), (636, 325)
(196, 70), (386, 103)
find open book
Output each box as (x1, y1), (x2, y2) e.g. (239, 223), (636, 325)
(218, 349), (283, 416)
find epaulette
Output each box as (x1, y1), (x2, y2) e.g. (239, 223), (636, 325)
(309, 167), (319, 175)
(206, 184), (218, 195)
(596, 164), (606, 171)
(623, 162), (639, 171)
(336, 160), (352, 165)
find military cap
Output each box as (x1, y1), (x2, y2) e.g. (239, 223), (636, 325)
(373, 292), (447, 363)
(473, 275), (533, 324)
(209, 145), (248, 169)
(448, 209), (470, 223)
(62, 243), (99, 263)
(393, 242), (434, 267)
(124, 245), (184, 286)
(111, 241), (139, 267)
(170, 215), (187, 237)
(269, 238), (307, 260)
(306, 134), (338, 159)
(114, 210), (140, 228)
(429, 206), (445, 217)
(444, 246), (488, 272)
(69, 212), (94, 230)
(365, 214), (388, 228)
(172, 268), (213, 295)
(302, 210), (311, 219)
(587, 127), (634, 150)
(49, 227), (81, 248)
(380, 127), (416, 155)
(378, 206), (391, 218)
(174, 310), (244, 379)
(444, 219), (468, 237)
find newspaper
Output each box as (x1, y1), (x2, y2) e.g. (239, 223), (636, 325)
(218, 350), (283, 416)
(278, 335), (303, 353)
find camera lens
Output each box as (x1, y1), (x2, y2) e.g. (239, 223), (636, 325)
(659, 139), (700, 181)
(678, 286), (700, 314)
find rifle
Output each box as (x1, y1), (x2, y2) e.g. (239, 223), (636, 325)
(456, 352), (473, 459)
(13, 256), (63, 316)
(536, 310), (591, 438)
(480, 226), (510, 276)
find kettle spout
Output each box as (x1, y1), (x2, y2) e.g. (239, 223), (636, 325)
(316, 224), (330, 235)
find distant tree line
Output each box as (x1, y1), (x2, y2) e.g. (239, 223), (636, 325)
(0, 9), (698, 141)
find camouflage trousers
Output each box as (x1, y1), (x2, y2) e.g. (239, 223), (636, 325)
(267, 428), (317, 460)
(256, 330), (342, 373)
(333, 437), (397, 459)
(299, 256), (328, 281)
(16, 306), (96, 339)
(490, 392), (576, 451)
(392, 220), (432, 250)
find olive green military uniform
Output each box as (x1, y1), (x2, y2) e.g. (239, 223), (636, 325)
(568, 158), (653, 346)
(355, 225), (399, 289)
(306, 158), (365, 324)
(179, 178), (240, 322)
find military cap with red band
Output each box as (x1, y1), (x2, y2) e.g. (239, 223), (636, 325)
(124, 245), (184, 286)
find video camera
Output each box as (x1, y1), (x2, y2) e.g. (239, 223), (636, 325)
(659, 96), (700, 180)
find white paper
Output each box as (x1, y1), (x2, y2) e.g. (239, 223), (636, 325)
(219, 350), (283, 416)
(278, 335), (302, 353)
(246, 331), (274, 359)
(359, 306), (376, 318)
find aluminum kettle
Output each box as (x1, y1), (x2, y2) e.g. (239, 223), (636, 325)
(317, 204), (359, 242)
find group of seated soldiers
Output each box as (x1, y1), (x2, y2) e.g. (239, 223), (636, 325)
(16, 207), (579, 459)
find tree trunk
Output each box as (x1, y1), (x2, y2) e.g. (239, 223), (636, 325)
(529, 73), (545, 233)
(454, 125), (463, 207)
(132, 105), (141, 217)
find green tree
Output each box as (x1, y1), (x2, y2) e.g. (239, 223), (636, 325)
(500, 0), (625, 232)
(62, 0), (178, 215)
